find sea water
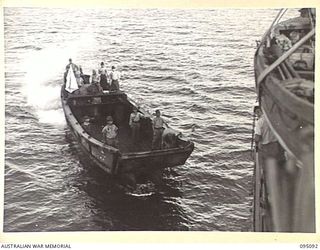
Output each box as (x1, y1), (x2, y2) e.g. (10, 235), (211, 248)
(4, 7), (281, 231)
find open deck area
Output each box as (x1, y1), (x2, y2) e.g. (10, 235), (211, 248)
(83, 121), (153, 153)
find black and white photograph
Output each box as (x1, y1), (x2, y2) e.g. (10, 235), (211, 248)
(3, 5), (315, 234)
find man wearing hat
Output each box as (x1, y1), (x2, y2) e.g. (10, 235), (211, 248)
(102, 116), (119, 147)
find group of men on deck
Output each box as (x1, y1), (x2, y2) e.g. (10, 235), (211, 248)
(102, 109), (167, 150)
(95, 62), (121, 91)
(66, 59), (178, 151)
(65, 59), (121, 94)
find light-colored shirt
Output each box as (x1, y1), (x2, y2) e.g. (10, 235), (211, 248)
(129, 112), (143, 126)
(276, 34), (292, 52)
(102, 124), (118, 139)
(110, 70), (121, 81)
(153, 117), (164, 129)
(255, 115), (278, 145)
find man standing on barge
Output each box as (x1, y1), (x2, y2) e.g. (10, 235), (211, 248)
(109, 66), (121, 91)
(98, 62), (110, 90)
(102, 116), (119, 148)
(129, 107), (144, 143)
(64, 58), (78, 83)
(66, 58), (78, 72)
(152, 110), (165, 150)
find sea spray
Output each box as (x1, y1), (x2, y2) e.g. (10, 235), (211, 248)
(21, 35), (98, 126)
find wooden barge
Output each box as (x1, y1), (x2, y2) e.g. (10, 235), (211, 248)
(61, 80), (194, 189)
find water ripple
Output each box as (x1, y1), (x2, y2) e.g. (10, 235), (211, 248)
(4, 7), (280, 232)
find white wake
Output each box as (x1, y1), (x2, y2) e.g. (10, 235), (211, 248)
(21, 36), (97, 126)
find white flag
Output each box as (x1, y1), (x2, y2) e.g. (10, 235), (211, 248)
(65, 67), (79, 93)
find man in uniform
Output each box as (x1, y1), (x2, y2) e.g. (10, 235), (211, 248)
(152, 110), (165, 150)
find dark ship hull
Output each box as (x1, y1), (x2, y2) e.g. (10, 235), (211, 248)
(252, 8), (315, 232)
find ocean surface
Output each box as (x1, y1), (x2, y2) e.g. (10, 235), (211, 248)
(4, 7), (281, 231)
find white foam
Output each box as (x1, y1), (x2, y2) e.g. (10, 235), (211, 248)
(21, 35), (97, 126)
(37, 109), (66, 126)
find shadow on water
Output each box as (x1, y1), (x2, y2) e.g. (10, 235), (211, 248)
(64, 129), (191, 231)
